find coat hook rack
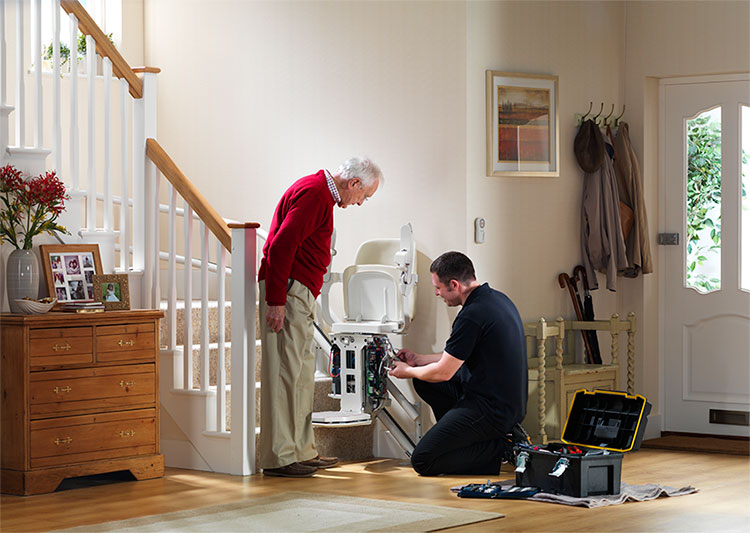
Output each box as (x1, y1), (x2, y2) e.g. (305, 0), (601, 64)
(575, 103), (626, 127)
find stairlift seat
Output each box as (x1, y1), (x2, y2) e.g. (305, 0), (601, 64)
(331, 264), (403, 334)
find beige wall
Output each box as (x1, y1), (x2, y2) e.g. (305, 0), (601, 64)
(144, 0), (466, 354)
(622, 0), (750, 423)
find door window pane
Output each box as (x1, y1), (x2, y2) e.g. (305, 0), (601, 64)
(742, 105), (749, 291)
(686, 107), (721, 292)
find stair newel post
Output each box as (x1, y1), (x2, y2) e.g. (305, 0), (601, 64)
(132, 67), (158, 304)
(229, 223), (259, 475)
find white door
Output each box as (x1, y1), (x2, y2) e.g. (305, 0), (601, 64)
(661, 75), (750, 436)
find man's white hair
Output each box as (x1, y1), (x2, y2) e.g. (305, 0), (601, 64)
(338, 157), (383, 187)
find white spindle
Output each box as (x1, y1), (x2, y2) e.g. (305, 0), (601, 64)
(183, 203), (194, 390)
(32, 0), (42, 148)
(119, 78), (129, 270)
(69, 14), (78, 189)
(103, 58), (112, 230)
(200, 223), (209, 392)
(86, 36), (96, 230)
(217, 243), (227, 432)
(15, 0), (24, 147)
(53, 0), (61, 171)
(167, 184), (177, 351)
(1, 0), (6, 107)
(152, 168), (160, 309)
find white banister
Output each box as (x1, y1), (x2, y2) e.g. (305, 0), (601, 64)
(86, 35), (95, 230)
(183, 202), (194, 390)
(1, 0), (6, 107)
(167, 184), (177, 351)
(216, 242), (227, 432)
(151, 168), (160, 309)
(15, 0), (24, 147)
(103, 57), (112, 230)
(200, 222), (209, 392)
(31, 0), (42, 148)
(230, 225), (257, 475)
(119, 78), (129, 270)
(52, 0), (61, 171)
(68, 14), (78, 189)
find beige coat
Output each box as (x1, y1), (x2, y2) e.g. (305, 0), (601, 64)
(614, 123), (653, 275)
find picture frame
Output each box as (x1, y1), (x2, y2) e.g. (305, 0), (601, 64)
(93, 274), (130, 310)
(40, 244), (103, 306)
(486, 70), (559, 177)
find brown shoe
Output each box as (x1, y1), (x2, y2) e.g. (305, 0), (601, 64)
(262, 462), (317, 478)
(299, 455), (339, 469)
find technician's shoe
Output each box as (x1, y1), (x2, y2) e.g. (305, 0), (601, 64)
(299, 455), (339, 469)
(262, 462), (317, 478)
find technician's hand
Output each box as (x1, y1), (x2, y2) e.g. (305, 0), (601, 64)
(266, 305), (285, 333)
(388, 360), (412, 379)
(395, 349), (418, 366)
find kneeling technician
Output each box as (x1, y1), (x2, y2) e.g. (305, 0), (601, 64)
(388, 251), (527, 476)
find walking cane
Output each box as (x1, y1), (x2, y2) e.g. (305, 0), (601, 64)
(572, 266), (602, 364)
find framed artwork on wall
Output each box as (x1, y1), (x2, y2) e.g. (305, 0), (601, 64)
(93, 274), (130, 310)
(40, 244), (103, 305)
(486, 70), (559, 177)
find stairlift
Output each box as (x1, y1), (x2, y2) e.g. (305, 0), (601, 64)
(312, 224), (419, 428)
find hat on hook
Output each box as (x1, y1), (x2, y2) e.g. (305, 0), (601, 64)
(574, 119), (605, 173)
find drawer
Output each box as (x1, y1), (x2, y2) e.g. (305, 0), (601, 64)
(30, 364), (156, 416)
(96, 323), (156, 363)
(29, 327), (93, 367)
(30, 409), (156, 468)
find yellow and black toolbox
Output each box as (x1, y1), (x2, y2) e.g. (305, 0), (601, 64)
(514, 389), (651, 497)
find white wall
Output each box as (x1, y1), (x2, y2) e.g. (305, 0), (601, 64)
(144, 0), (467, 354)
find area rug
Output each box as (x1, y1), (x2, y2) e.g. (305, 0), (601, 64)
(641, 434), (749, 456)
(58, 491), (504, 532)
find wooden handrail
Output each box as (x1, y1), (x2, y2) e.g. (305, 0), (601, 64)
(146, 138), (232, 251)
(60, 0), (143, 98)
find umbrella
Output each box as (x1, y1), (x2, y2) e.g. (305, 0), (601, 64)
(558, 272), (597, 364)
(573, 265), (602, 364)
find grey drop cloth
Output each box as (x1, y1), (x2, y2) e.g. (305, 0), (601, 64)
(525, 482), (697, 508)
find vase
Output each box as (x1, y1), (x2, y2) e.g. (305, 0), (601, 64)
(6, 248), (40, 313)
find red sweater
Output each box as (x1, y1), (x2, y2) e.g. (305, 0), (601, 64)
(258, 170), (334, 306)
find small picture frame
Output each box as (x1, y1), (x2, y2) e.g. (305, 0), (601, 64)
(93, 274), (130, 310)
(486, 70), (559, 177)
(40, 244), (103, 305)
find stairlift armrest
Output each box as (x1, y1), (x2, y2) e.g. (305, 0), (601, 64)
(318, 272), (342, 326)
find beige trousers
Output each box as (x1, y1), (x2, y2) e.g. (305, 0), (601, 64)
(259, 280), (318, 469)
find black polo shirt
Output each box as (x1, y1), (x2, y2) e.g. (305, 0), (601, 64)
(444, 283), (527, 432)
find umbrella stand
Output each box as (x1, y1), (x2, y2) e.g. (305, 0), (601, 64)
(558, 272), (596, 364)
(573, 266), (602, 364)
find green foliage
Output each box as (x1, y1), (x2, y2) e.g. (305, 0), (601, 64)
(686, 114), (722, 291)
(42, 33), (114, 69)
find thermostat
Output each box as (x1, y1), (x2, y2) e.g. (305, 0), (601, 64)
(474, 217), (486, 244)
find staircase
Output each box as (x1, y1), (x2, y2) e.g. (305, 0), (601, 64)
(2, 0), (385, 476)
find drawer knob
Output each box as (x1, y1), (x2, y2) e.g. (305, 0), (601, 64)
(52, 342), (71, 352)
(53, 386), (72, 394)
(119, 430), (136, 438)
(119, 380), (136, 388)
(54, 437), (73, 445)
(118, 339), (135, 347)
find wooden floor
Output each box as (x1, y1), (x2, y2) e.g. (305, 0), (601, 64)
(2, 448), (749, 532)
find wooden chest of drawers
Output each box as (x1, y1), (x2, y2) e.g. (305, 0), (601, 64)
(1, 310), (164, 495)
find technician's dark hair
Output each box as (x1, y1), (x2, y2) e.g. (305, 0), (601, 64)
(429, 251), (476, 285)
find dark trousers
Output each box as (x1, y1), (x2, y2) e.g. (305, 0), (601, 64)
(411, 377), (510, 476)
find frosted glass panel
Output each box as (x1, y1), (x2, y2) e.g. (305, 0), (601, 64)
(686, 108), (721, 293)
(742, 105), (749, 291)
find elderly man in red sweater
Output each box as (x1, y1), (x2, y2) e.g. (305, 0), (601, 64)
(258, 157), (382, 478)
